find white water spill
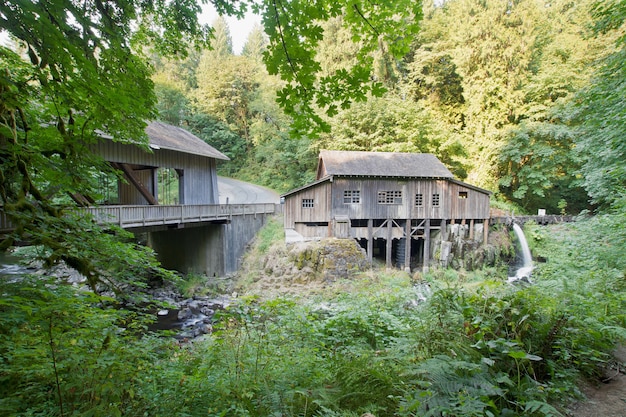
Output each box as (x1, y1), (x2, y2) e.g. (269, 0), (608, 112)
(508, 223), (534, 283)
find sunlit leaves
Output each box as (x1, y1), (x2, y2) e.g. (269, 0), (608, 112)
(260, 0), (422, 134)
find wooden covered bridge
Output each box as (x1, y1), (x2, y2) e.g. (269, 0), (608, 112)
(282, 150), (491, 272)
(1, 122), (276, 277)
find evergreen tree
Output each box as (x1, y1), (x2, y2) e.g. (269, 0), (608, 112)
(242, 23), (268, 60)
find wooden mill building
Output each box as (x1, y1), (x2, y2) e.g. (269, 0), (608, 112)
(282, 150), (491, 271)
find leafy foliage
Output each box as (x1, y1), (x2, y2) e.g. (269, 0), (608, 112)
(572, 0), (626, 209)
(0, 274), (172, 416)
(2, 214), (626, 416)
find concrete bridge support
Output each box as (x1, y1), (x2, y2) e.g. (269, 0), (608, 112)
(147, 212), (272, 277)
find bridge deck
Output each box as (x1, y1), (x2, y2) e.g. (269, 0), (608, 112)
(0, 203), (277, 232)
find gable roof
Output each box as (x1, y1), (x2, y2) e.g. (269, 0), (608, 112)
(317, 150), (454, 179)
(145, 121), (229, 160)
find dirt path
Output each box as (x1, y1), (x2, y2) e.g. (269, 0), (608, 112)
(568, 348), (626, 417)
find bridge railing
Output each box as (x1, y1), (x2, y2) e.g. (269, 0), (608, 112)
(0, 204), (277, 232)
(85, 204), (276, 228)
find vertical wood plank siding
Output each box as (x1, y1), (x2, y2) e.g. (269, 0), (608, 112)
(330, 178), (489, 221)
(285, 177), (490, 227)
(92, 141), (219, 205)
(283, 182), (331, 228)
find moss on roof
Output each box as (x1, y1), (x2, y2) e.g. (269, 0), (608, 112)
(317, 150), (454, 179)
(145, 121), (229, 160)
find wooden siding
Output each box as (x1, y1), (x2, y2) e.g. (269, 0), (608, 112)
(92, 141), (219, 205)
(282, 181), (331, 228)
(283, 177), (490, 236)
(447, 182), (490, 220)
(330, 178), (488, 220)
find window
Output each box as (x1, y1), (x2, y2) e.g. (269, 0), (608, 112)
(458, 191), (468, 199)
(302, 198), (314, 208)
(378, 190), (403, 204)
(432, 193), (440, 207)
(343, 190), (361, 204)
(415, 193), (424, 207)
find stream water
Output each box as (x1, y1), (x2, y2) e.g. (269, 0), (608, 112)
(0, 251), (225, 340)
(508, 223), (534, 283)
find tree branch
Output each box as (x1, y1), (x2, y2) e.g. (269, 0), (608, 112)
(271, 0), (305, 91)
(353, 4), (380, 37)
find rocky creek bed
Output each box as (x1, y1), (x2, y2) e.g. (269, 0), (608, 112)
(147, 288), (231, 340)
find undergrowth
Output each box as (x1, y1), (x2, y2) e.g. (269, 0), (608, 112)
(1, 213), (625, 416)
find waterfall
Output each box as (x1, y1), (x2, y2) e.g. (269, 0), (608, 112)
(508, 223), (533, 283)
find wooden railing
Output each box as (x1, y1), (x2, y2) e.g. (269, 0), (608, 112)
(0, 204), (277, 232)
(489, 215), (574, 226)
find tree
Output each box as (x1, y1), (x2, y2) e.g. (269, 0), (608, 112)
(573, 0), (626, 210)
(494, 0), (603, 213)
(210, 16), (234, 57)
(242, 23), (268, 60)
(0, 0), (213, 289)
(319, 94), (468, 178)
(260, 0), (423, 134)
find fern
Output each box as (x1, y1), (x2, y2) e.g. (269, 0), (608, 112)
(400, 355), (503, 417)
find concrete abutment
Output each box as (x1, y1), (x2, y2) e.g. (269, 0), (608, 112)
(147, 212), (272, 277)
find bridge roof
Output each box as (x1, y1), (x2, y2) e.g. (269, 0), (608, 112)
(146, 121), (229, 160)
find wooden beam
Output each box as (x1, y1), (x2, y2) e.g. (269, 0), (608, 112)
(113, 162), (158, 205)
(441, 219), (447, 241)
(386, 219), (392, 269)
(483, 219), (489, 245)
(404, 220), (411, 273)
(422, 218), (430, 273)
(367, 218), (373, 264)
(68, 193), (88, 207)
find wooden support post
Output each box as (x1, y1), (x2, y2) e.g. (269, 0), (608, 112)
(441, 219), (447, 241)
(423, 218), (430, 273)
(469, 219), (475, 240)
(404, 220), (411, 273)
(367, 219), (373, 264)
(386, 219), (393, 269)
(483, 219), (489, 245)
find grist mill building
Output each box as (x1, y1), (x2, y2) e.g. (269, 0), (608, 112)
(281, 150), (491, 272)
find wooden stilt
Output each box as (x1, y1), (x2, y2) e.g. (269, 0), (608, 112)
(367, 218), (373, 263)
(404, 220), (411, 272)
(441, 219), (447, 241)
(423, 218), (430, 273)
(386, 219), (392, 269)
(469, 219), (475, 240)
(483, 219), (489, 245)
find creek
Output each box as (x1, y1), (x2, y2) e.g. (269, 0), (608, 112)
(0, 250), (225, 340)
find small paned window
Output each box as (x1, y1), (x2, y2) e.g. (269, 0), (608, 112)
(302, 198), (314, 208)
(432, 193), (440, 207)
(378, 190), (403, 205)
(458, 191), (468, 199)
(343, 190), (361, 204)
(415, 193), (424, 207)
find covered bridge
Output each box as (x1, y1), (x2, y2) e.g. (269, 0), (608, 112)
(282, 150), (491, 272)
(91, 121), (229, 206)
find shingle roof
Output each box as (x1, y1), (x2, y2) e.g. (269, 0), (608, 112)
(145, 121), (229, 160)
(317, 150), (454, 179)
